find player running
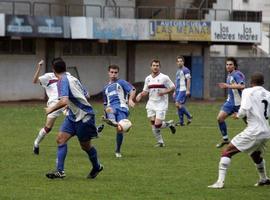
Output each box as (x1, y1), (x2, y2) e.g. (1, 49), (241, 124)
(216, 57), (245, 148)
(136, 59), (176, 147)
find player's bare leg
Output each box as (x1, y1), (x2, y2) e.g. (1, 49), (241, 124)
(251, 151), (270, 186)
(208, 143), (239, 189)
(216, 111), (230, 148)
(33, 117), (56, 155)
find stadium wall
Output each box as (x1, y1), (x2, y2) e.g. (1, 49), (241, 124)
(0, 39), (46, 101)
(209, 57), (270, 99)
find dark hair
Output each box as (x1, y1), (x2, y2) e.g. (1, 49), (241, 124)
(226, 57), (238, 69)
(251, 72), (264, 86)
(108, 64), (119, 71)
(150, 59), (161, 66)
(176, 55), (185, 62)
(52, 57), (66, 73)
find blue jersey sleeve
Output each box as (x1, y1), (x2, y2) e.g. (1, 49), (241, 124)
(103, 87), (108, 106)
(234, 71), (245, 85)
(57, 76), (69, 98)
(118, 79), (134, 93)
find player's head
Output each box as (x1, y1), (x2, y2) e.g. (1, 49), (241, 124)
(250, 72), (264, 86)
(52, 57), (66, 73)
(176, 56), (185, 68)
(226, 57), (238, 72)
(108, 64), (119, 81)
(150, 59), (161, 74)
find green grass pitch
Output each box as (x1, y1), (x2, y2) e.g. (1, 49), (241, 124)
(0, 102), (269, 200)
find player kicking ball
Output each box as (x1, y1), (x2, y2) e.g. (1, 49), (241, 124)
(102, 64), (136, 158)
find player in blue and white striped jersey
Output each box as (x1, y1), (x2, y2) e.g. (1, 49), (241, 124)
(45, 58), (103, 179)
(174, 56), (192, 126)
(216, 57), (245, 148)
(102, 64), (136, 158)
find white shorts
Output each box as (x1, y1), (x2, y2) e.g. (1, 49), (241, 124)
(231, 130), (270, 154)
(147, 109), (166, 120)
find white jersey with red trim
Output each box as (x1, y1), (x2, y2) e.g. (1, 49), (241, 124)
(39, 72), (59, 105)
(143, 72), (175, 111)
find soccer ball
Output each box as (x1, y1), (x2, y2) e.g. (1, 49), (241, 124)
(118, 119), (132, 133)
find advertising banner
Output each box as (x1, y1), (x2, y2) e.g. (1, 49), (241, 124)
(0, 14), (5, 36)
(93, 18), (149, 40)
(149, 20), (211, 41)
(35, 16), (64, 38)
(70, 17), (93, 39)
(5, 15), (64, 38)
(211, 21), (261, 43)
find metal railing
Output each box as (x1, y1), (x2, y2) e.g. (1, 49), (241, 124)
(0, 0), (262, 22)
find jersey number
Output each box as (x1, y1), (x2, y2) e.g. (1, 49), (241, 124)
(261, 100), (269, 120)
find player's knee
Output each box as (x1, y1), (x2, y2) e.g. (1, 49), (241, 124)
(217, 117), (224, 123)
(44, 127), (52, 133)
(221, 150), (232, 158)
(154, 124), (162, 129)
(56, 134), (66, 145)
(80, 142), (92, 151)
(105, 106), (113, 113)
(250, 151), (263, 164)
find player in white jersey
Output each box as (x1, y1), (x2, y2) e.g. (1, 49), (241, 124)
(208, 72), (270, 189)
(32, 58), (66, 155)
(136, 59), (176, 147)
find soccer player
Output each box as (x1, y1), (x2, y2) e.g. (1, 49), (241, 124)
(32, 59), (66, 155)
(208, 72), (270, 189)
(216, 57), (245, 148)
(174, 56), (192, 126)
(45, 58), (103, 179)
(136, 59), (176, 147)
(102, 64), (136, 158)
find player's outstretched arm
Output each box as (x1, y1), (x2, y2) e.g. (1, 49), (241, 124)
(136, 91), (148, 102)
(45, 97), (68, 115)
(32, 60), (44, 84)
(128, 88), (136, 108)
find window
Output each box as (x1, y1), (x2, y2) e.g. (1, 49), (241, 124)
(0, 38), (35, 54)
(63, 40), (117, 56)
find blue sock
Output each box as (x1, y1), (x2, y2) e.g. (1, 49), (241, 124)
(182, 106), (191, 119)
(116, 133), (123, 153)
(178, 108), (184, 124)
(86, 147), (100, 170)
(218, 121), (228, 139)
(56, 144), (67, 171)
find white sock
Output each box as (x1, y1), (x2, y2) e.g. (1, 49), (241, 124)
(34, 128), (47, 147)
(161, 121), (168, 129)
(217, 157), (231, 183)
(255, 159), (268, 181)
(152, 126), (164, 144)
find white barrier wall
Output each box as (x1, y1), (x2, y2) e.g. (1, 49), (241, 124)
(0, 39), (46, 101)
(61, 41), (127, 96)
(0, 55), (44, 101)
